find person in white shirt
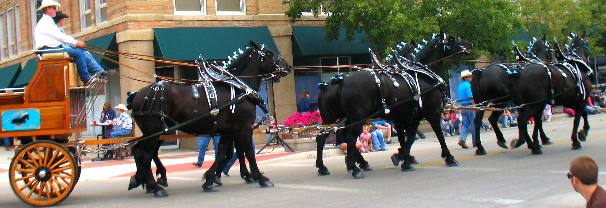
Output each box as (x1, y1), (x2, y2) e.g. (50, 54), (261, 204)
(35, 0), (106, 84)
(53, 12), (105, 76)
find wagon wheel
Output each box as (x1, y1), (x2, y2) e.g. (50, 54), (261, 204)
(9, 141), (77, 207)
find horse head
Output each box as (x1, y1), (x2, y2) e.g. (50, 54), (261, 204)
(415, 32), (472, 66)
(527, 35), (553, 63)
(225, 41), (292, 83)
(567, 33), (589, 63)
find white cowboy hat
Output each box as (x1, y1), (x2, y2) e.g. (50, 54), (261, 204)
(460, 70), (473, 79)
(38, 0), (61, 11)
(114, 104), (128, 111)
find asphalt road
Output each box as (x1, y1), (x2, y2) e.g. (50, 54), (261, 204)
(1, 113), (605, 208)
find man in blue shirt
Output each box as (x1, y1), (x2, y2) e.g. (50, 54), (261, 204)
(457, 70), (476, 149)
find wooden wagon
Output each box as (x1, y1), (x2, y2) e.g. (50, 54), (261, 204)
(0, 50), (105, 206)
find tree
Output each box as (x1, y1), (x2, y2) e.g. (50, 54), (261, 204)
(283, 0), (523, 59)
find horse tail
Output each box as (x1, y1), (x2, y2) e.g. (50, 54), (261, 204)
(126, 91), (137, 110)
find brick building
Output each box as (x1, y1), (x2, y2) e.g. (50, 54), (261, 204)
(0, 0), (371, 149)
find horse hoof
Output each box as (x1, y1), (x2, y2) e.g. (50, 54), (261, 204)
(572, 143), (583, 150)
(128, 176), (140, 191)
(390, 154), (400, 166)
(157, 178), (168, 187)
(401, 163), (415, 172)
(531, 148), (543, 155)
(352, 170), (364, 179)
(445, 156), (459, 167)
(510, 139), (518, 149)
(259, 180), (274, 188)
(244, 177), (257, 184)
(212, 176), (223, 186)
(317, 168), (331, 176)
(408, 156), (419, 165)
(497, 141), (508, 149)
(153, 189), (169, 197)
(360, 164), (373, 171)
(578, 131), (587, 142)
(475, 148), (487, 156)
(146, 187), (153, 193)
(202, 184), (218, 192)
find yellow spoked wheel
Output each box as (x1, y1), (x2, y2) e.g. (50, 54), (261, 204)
(9, 141), (77, 207)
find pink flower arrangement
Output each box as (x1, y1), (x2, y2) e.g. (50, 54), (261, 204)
(283, 110), (322, 127)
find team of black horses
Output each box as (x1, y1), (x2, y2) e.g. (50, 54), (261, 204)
(121, 32), (595, 197)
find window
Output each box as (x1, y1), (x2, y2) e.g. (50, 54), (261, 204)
(31, 0), (39, 50)
(15, 5), (22, 54)
(0, 14), (5, 61)
(320, 56), (350, 81)
(216, 0), (245, 15)
(7, 9), (14, 57)
(95, 0), (107, 23)
(80, 0), (92, 29)
(174, 0), (205, 15)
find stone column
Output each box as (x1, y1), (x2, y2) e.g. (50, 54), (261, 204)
(268, 26), (297, 123)
(116, 29), (155, 136)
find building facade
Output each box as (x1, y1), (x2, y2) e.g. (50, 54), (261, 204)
(0, 0), (371, 149)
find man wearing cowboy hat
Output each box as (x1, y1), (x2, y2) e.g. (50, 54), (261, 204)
(52, 11), (106, 77)
(457, 70), (476, 149)
(109, 104), (133, 138)
(34, 0), (106, 84)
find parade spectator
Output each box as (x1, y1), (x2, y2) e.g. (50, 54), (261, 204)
(564, 107), (576, 117)
(457, 70), (476, 149)
(586, 97), (600, 115)
(193, 135), (220, 168)
(109, 104), (132, 138)
(500, 109), (514, 128)
(356, 125), (373, 153)
(568, 156), (606, 208)
(371, 120), (389, 151)
(2, 137), (11, 151)
(543, 104), (553, 122)
(441, 112), (454, 136)
(34, 0), (106, 84)
(100, 103), (116, 139)
(297, 91), (313, 112)
(450, 110), (461, 134)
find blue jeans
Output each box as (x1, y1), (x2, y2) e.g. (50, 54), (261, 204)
(223, 138), (256, 173)
(459, 110), (477, 143)
(197, 136), (220, 164)
(43, 46), (104, 82)
(371, 130), (387, 151)
(109, 129), (131, 138)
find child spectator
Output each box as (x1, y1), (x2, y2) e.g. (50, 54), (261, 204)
(357, 125), (373, 153)
(441, 112), (454, 136)
(543, 104), (553, 122)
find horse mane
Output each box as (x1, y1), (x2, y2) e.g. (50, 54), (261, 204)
(224, 46), (256, 70)
(415, 35), (440, 62)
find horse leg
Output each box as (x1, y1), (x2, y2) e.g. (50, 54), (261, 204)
(488, 111), (508, 149)
(570, 109), (583, 150)
(400, 121), (419, 171)
(473, 110), (487, 155)
(345, 124), (363, 178)
(238, 131), (273, 188)
(202, 136), (230, 192)
(390, 123), (415, 167)
(143, 139), (168, 197)
(514, 108), (542, 154)
(315, 133), (330, 176)
(578, 109), (590, 142)
(233, 137), (255, 184)
(129, 142), (146, 191)
(534, 111), (552, 145)
(428, 114), (458, 167)
(154, 141), (168, 187)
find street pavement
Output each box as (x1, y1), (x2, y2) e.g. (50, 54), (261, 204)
(0, 113), (605, 208)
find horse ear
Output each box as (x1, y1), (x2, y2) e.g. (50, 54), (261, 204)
(249, 41), (261, 49)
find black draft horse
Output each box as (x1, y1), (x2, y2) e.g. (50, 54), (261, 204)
(315, 33), (471, 178)
(127, 41), (291, 196)
(508, 36), (593, 154)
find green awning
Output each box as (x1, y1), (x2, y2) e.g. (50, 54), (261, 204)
(86, 32), (117, 69)
(154, 27), (280, 60)
(13, 58), (38, 87)
(0, 64), (21, 88)
(292, 26), (371, 57)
